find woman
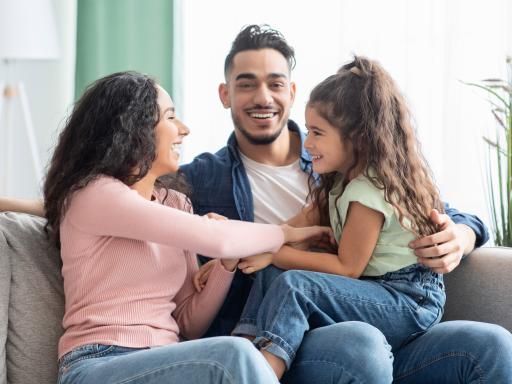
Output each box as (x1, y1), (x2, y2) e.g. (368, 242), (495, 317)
(35, 71), (329, 384)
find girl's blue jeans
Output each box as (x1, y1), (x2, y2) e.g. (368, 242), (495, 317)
(57, 336), (279, 384)
(232, 264), (445, 370)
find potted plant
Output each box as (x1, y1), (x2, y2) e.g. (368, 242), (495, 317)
(467, 56), (512, 246)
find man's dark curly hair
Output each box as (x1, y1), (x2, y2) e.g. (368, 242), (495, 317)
(43, 71), (188, 247)
(224, 24), (296, 78)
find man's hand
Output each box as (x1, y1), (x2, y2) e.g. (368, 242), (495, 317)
(409, 209), (476, 274)
(238, 253), (273, 274)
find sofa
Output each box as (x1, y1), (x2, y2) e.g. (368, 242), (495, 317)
(0, 212), (511, 384)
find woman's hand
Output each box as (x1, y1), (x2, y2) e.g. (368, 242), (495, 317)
(238, 253), (273, 274)
(193, 260), (217, 292)
(280, 224), (335, 246)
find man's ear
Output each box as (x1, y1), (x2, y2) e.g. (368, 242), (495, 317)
(219, 83), (230, 108)
(290, 82), (297, 107)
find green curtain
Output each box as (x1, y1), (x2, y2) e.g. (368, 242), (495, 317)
(75, 0), (174, 99)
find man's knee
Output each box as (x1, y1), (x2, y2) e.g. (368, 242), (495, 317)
(331, 322), (393, 383)
(289, 322), (393, 384)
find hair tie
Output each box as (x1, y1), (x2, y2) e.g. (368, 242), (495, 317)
(350, 67), (362, 76)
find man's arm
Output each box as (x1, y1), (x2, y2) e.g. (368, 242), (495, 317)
(0, 197), (45, 217)
(409, 204), (489, 274)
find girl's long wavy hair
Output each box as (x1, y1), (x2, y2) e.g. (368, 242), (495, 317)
(308, 56), (444, 237)
(43, 71), (189, 247)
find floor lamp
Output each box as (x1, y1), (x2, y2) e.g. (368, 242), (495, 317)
(0, 0), (59, 194)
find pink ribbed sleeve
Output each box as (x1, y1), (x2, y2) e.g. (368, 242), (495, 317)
(66, 177), (284, 258)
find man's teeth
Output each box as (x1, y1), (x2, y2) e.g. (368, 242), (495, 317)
(312, 155), (322, 160)
(250, 112), (275, 119)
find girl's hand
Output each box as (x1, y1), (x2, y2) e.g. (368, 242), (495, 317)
(205, 212), (228, 221)
(280, 224), (335, 246)
(193, 260), (217, 292)
(220, 258), (239, 272)
(238, 253), (273, 274)
(203, 212), (239, 272)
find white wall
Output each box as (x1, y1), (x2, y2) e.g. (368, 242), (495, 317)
(0, 0), (76, 197)
(176, 0), (512, 239)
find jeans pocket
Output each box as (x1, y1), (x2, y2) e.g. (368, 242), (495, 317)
(59, 344), (116, 374)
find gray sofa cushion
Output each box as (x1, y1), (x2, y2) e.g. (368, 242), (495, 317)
(443, 246), (512, 331)
(0, 226), (11, 384)
(0, 212), (64, 384)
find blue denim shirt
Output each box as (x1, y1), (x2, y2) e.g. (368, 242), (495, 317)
(180, 119), (489, 337)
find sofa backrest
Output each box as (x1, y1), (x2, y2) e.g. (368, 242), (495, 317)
(442, 246), (512, 330)
(0, 213), (64, 384)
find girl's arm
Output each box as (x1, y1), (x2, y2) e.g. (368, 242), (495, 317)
(273, 202), (383, 278)
(0, 197), (44, 217)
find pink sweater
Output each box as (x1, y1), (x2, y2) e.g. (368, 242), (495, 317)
(58, 176), (285, 358)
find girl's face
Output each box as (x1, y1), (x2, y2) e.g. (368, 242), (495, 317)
(304, 105), (354, 175)
(152, 86), (190, 176)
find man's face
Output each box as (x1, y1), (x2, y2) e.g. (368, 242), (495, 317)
(219, 48), (296, 145)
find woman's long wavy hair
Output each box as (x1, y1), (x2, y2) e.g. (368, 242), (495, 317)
(308, 56), (444, 237)
(43, 71), (189, 247)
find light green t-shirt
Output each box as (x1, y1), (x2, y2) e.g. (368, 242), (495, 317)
(329, 174), (417, 276)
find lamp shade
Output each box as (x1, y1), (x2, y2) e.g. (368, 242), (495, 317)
(0, 0), (59, 60)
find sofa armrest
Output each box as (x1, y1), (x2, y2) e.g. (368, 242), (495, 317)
(442, 246), (512, 331)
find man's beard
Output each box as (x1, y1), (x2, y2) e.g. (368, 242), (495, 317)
(232, 112), (287, 145)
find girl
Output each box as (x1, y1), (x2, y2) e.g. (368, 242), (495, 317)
(229, 56), (447, 378)
(24, 71), (330, 384)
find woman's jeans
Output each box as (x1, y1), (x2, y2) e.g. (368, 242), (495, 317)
(233, 264), (445, 370)
(57, 337), (279, 384)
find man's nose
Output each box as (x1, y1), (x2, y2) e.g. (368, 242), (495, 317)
(253, 85), (273, 106)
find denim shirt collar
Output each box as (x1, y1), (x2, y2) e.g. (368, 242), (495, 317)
(226, 119), (312, 173)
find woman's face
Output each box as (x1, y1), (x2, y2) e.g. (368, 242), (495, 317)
(152, 86), (190, 176)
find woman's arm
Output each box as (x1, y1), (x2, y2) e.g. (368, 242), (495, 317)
(0, 197), (44, 217)
(173, 254), (235, 339)
(68, 178), (329, 260)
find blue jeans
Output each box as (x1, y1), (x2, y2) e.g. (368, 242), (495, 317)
(281, 320), (512, 384)
(57, 337), (279, 384)
(233, 265), (445, 369)
(393, 320), (512, 383)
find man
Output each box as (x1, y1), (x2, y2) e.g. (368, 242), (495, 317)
(181, 24), (512, 383)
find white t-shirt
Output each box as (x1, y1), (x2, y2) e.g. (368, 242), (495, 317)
(240, 153), (309, 224)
